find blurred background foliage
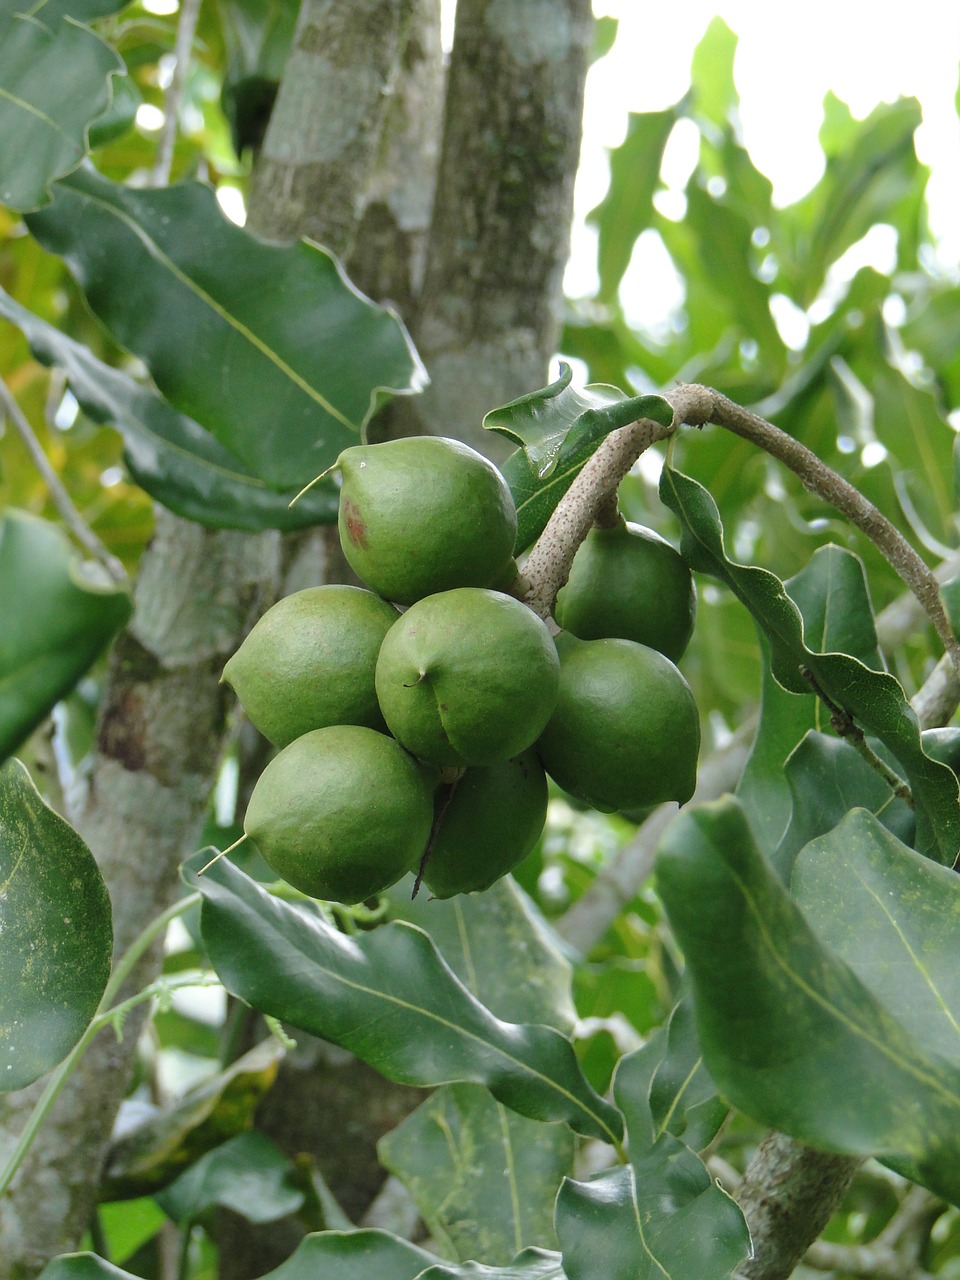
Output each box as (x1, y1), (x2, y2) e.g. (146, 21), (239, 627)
(2, 5), (959, 1275)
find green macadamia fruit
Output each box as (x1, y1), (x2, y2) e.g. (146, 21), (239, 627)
(222, 585), (398, 746)
(422, 750), (548, 898)
(375, 587), (560, 768)
(336, 436), (519, 604)
(244, 725), (437, 904)
(554, 517), (696, 662)
(536, 633), (700, 813)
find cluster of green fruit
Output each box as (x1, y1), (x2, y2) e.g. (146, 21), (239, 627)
(222, 436), (700, 905)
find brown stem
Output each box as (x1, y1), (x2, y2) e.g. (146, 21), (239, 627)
(522, 416), (674, 618)
(733, 1134), (860, 1280)
(666, 384), (960, 682)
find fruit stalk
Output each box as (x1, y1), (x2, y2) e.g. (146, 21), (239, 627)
(522, 414), (675, 619)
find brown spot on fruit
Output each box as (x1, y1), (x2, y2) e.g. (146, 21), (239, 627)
(342, 499), (368, 549)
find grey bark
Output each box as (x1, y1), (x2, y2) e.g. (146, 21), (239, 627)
(734, 1134), (860, 1280)
(248, 0), (414, 256)
(395, 0), (594, 459)
(0, 517), (280, 1280)
(0, 5), (424, 1275)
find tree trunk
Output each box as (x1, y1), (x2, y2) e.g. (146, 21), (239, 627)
(397, 0), (594, 460)
(0, 519), (279, 1280)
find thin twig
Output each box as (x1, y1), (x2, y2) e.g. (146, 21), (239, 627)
(667, 383), (960, 682)
(0, 376), (128, 585)
(151, 0), (203, 187)
(799, 666), (914, 806)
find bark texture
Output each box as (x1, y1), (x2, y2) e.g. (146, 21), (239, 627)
(397, 0), (594, 459)
(734, 1134), (860, 1280)
(248, 0), (414, 255)
(0, 516), (280, 1280)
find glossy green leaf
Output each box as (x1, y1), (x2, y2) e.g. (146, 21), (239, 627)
(660, 464), (960, 865)
(485, 365), (672, 552)
(379, 1083), (572, 1264)
(418, 1250), (566, 1278)
(553, 1004), (746, 1280)
(0, 757), (112, 1090)
(656, 797), (960, 1204)
(390, 875), (577, 1031)
(384, 882), (578, 1263)
(186, 853), (623, 1145)
(793, 810), (960, 1065)
(261, 1231), (440, 1280)
(555, 1143), (748, 1280)
(612, 1008), (726, 1159)
(0, 10), (123, 211)
(102, 1038), (283, 1198)
(0, 509), (131, 760)
(38, 1258), (135, 1280)
(38, 1232), (440, 1280)
(587, 108), (678, 303)
(2, 0), (130, 21)
(775, 732), (915, 878)
(646, 999), (727, 1153)
(154, 1129), (303, 1224)
(0, 287), (338, 530)
(26, 167), (426, 489)
(737, 544), (884, 856)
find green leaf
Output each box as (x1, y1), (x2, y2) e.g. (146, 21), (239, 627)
(0, 286), (338, 531)
(26, 166), (426, 489)
(186, 854), (624, 1146)
(38, 1232), (440, 1280)
(39, 1258), (135, 1280)
(2, 0), (131, 21)
(555, 1144), (748, 1280)
(259, 1230), (440, 1280)
(587, 108), (678, 304)
(737, 544), (884, 856)
(689, 17), (738, 126)
(659, 464), (960, 865)
(872, 362), (956, 550)
(102, 1038), (283, 1198)
(389, 875), (577, 1031)
(775, 732), (916, 878)
(793, 810), (960, 1066)
(89, 1198), (167, 1266)
(0, 509), (132, 760)
(646, 999), (727, 1153)
(486, 366), (672, 552)
(553, 1004), (747, 1280)
(656, 797), (960, 1204)
(0, 757), (112, 1090)
(0, 10), (123, 211)
(379, 1083), (572, 1264)
(417, 1250), (566, 1278)
(154, 1130), (303, 1225)
(781, 97), (924, 305)
(682, 182), (784, 368)
(611, 1006), (727, 1160)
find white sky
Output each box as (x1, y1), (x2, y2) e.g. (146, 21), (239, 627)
(566, 0), (960, 322)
